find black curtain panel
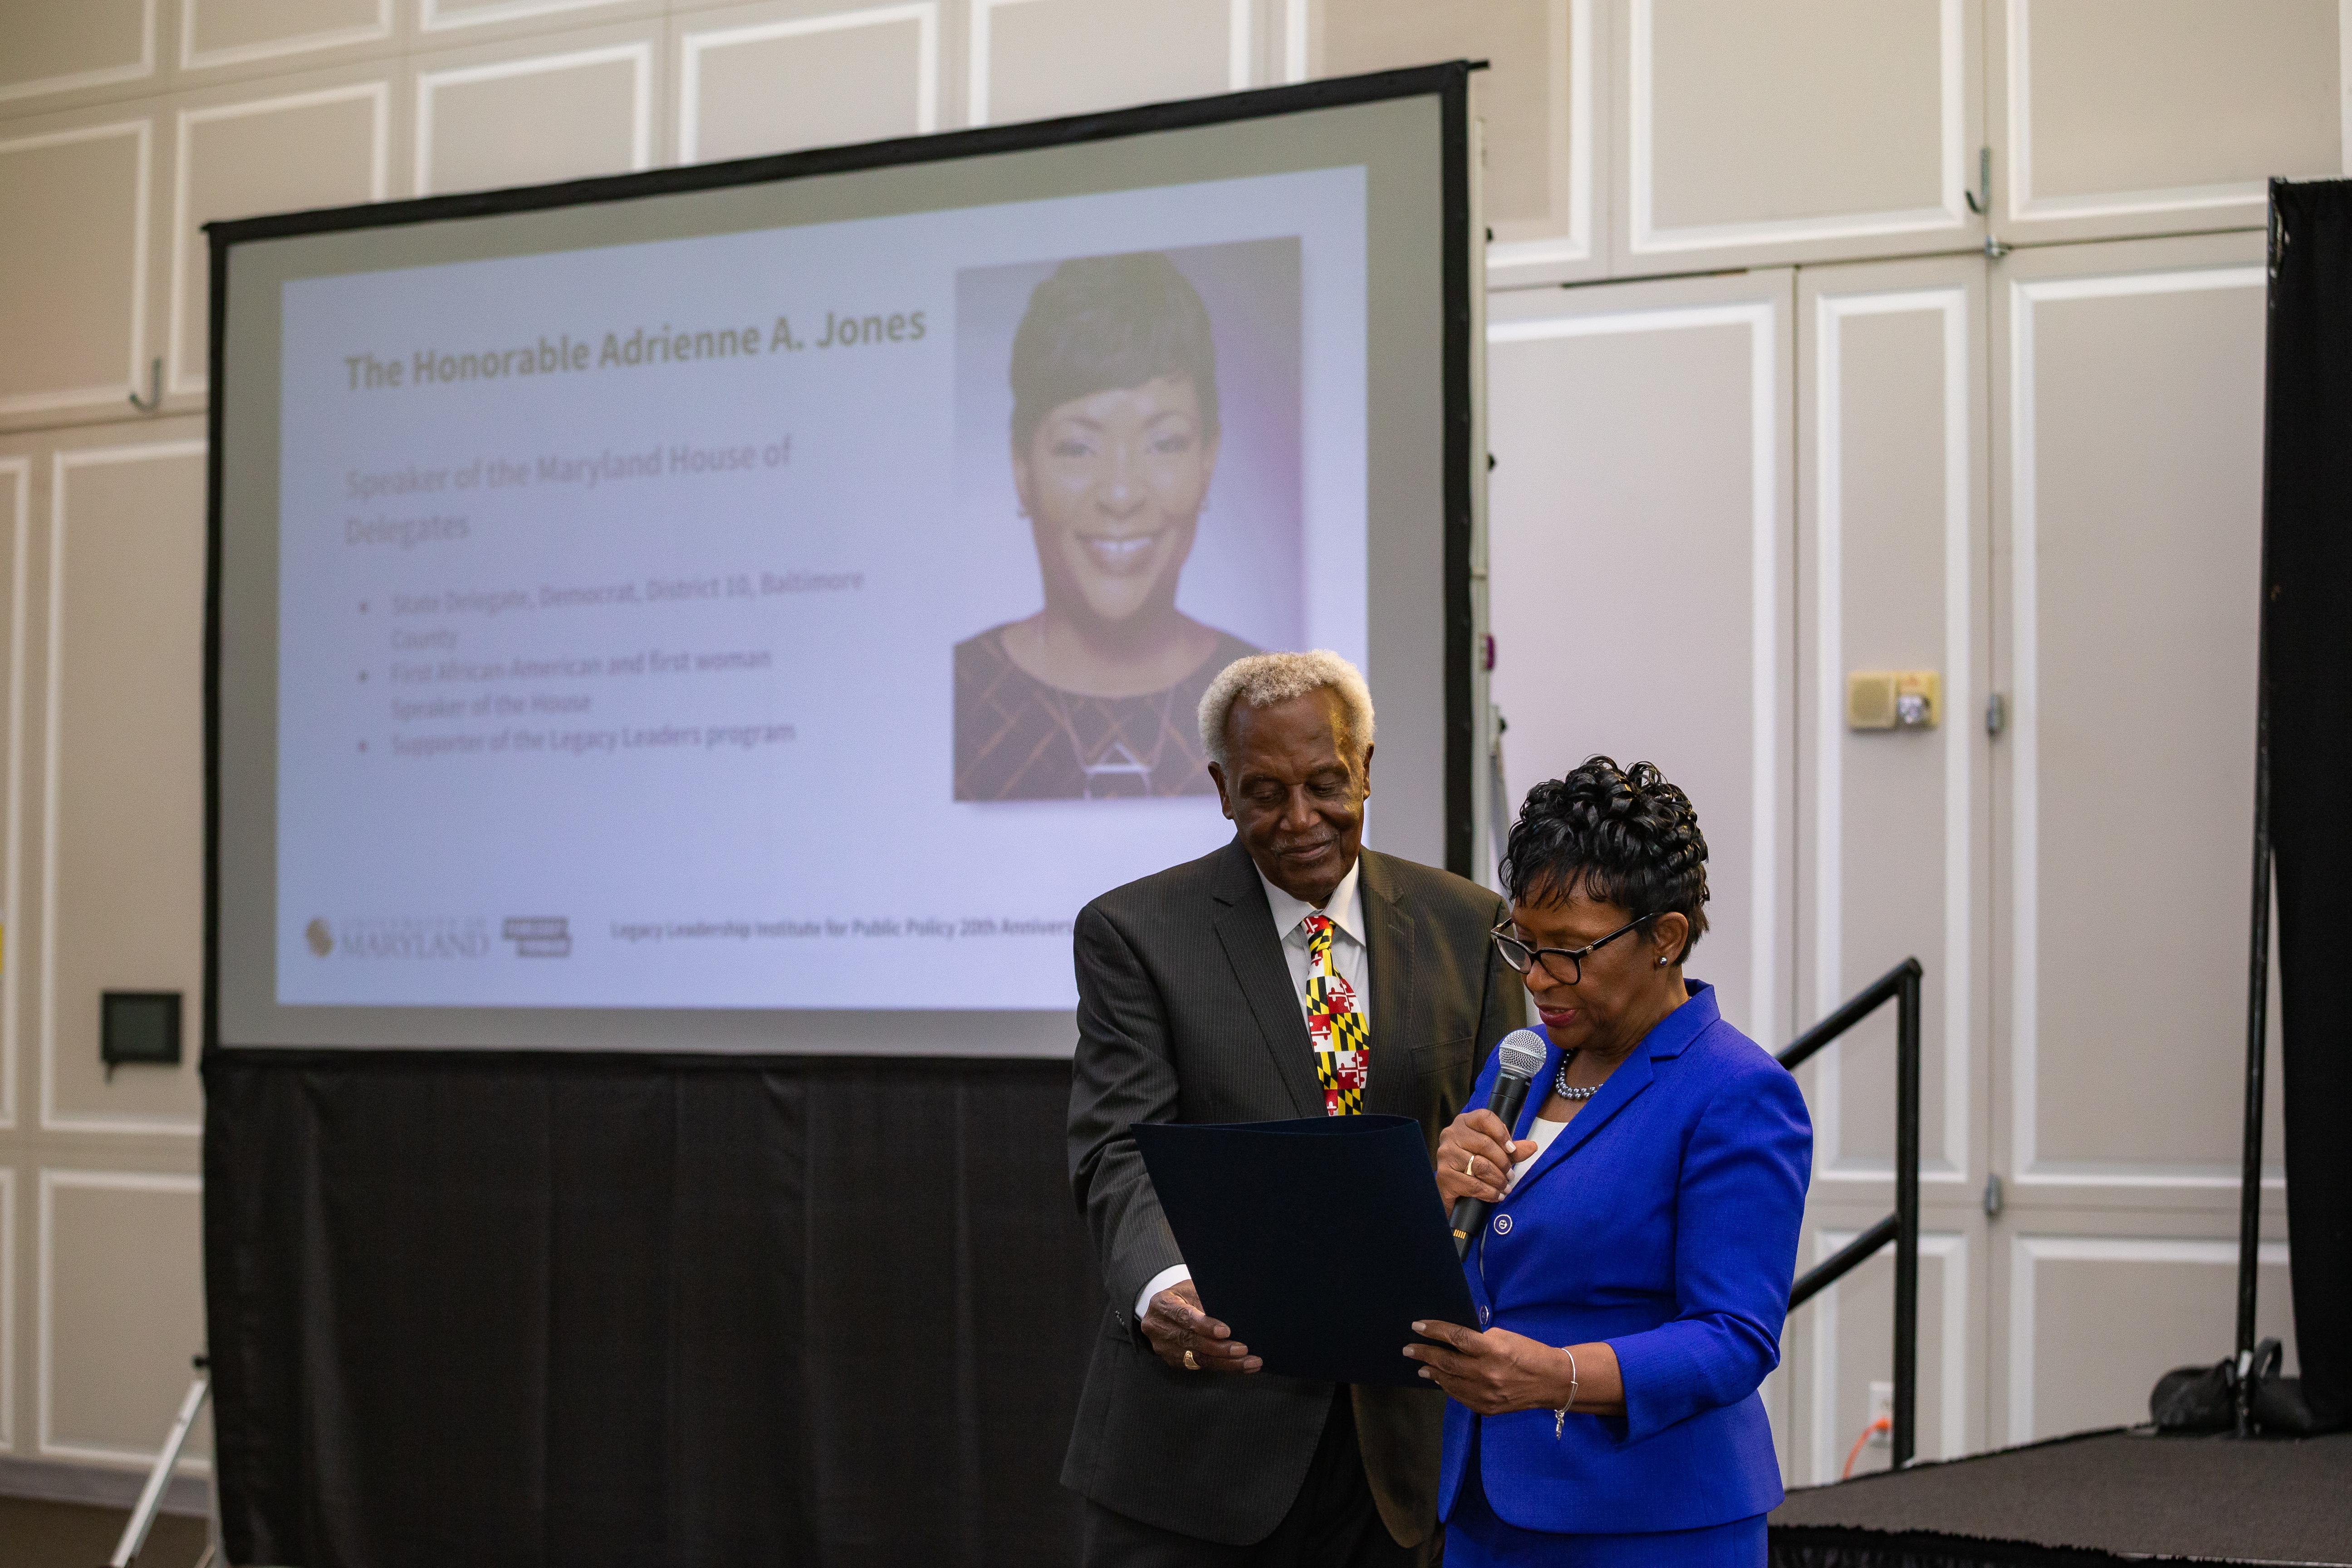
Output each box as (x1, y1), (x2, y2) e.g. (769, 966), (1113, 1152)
(202, 1052), (1102, 1568)
(2261, 177), (2352, 1429)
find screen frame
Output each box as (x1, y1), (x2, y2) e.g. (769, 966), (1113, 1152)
(203, 63), (1479, 1062)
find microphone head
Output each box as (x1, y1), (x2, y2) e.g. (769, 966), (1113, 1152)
(1494, 1029), (1548, 1082)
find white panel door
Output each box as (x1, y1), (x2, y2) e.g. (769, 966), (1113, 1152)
(674, 5), (938, 164)
(1787, 251), (1992, 1480)
(972, 0), (1242, 127)
(1788, 1219), (1980, 1482)
(1616, 0), (1982, 274)
(1987, 230), (2292, 1444)
(1797, 251), (1989, 1192)
(1988, 0), (2342, 247)
(1305, 0), (1605, 288)
(412, 30), (659, 197)
(1485, 269), (1794, 1052)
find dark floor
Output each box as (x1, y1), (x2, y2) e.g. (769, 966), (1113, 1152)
(1771, 1427), (2352, 1565)
(0, 1496), (210, 1568)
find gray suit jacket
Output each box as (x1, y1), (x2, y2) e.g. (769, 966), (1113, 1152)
(1062, 838), (1524, 1547)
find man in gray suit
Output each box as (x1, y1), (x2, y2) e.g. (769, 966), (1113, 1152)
(1064, 651), (1524, 1566)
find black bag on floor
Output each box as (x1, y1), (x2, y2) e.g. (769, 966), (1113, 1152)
(2252, 1372), (2345, 1434)
(2150, 1339), (2280, 1431)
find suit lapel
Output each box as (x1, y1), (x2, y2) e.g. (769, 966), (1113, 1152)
(1360, 852), (1419, 1117)
(1504, 1044), (1656, 1205)
(1208, 839), (1323, 1117)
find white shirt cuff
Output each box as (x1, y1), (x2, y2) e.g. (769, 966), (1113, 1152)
(1136, 1263), (1192, 1321)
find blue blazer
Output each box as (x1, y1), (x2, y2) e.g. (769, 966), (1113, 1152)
(1440, 983), (1811, 1535)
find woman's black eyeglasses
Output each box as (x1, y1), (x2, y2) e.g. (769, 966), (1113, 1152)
(1489, 913), (1656, 986)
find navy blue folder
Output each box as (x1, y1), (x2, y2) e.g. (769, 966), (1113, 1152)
(1132, 1114), (1478, 1389)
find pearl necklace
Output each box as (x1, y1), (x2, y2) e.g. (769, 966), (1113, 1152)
(1554, 1051), (1599, 1101)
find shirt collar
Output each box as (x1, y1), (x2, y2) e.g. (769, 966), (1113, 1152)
(1257, 855), (1367, 949)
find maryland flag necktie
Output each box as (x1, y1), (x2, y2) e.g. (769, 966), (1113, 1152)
(1302, 913), (1369, 1115)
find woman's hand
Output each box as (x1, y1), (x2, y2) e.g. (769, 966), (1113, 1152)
(1403, 1322), (1626, 1417)
(1435, 1109), (1534, 1208)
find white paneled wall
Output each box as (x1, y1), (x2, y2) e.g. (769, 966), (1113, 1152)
(1808, 1227), (1973, 1475)
(0, 2), (157, 106)
(0, 0), (2337, 1499)
(1626, 0), (1976, 270)
(0, 414), (215, 1485)
(44, 443), (209, 1138)
(972, 0), (1243, 125)
(1311, 0), (1597, 283)
(2, 3), (2323, 429)
(181, 0), (396, 71)
(1486, 271), (1794, 1049)
(1993, 0), (2340, 242)
(0, 118), (151, 418)
(1800, 268), (1981, 1190)
(420, 0), (664, 36)
(37, 1170), (207, 1471)
(1995, 243), (2272, 1187)
(169, 79), (391, 394)
(0, 459), (20, 1140)
(676, 3), (936, 163)
(2005, 1235), (2294, 1443)
(415, 32), (657, 193)
(0, 1165), (14, 1453)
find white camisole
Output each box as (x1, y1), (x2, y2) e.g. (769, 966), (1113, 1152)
(1505, 1116), (1570, 1191)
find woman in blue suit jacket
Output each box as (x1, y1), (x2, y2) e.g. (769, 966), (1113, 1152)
(1403, 758), (1811, 1567)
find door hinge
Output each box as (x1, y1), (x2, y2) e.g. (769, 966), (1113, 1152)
(1983, 1172), (2005, 1218)
(1985, 692), (2007, 737)
(1965, 145), (1991, 215)
(128, 357), (163, 413)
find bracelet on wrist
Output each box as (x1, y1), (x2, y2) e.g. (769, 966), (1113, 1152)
(1552, 1346), (1580, 1439)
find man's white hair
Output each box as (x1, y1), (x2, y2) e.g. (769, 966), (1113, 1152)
(1198, 650), (1376, 773)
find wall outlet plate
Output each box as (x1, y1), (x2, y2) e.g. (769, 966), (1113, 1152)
(1868, 1380), (1894, 1447)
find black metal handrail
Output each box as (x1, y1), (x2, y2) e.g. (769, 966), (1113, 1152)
(1777, 956), (1922, 1470)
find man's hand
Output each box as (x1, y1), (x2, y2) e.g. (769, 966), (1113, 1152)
(1140, 1279), (1261, 1374)
(1401, 1321), (1624, 1416)
(1434, 1108), (1534, 1208)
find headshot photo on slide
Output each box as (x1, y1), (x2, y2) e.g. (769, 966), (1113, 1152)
(952, 238), (1304, 801)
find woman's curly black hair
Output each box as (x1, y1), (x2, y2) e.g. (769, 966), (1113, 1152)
(1500, 756), (1710, 960)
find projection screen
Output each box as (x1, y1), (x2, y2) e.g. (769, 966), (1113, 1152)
(207, 66), (1478, 1054)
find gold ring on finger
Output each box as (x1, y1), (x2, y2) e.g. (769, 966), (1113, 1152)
(1183, 1349), (1200, 1371)
(1464, 1154), (1476, 1177)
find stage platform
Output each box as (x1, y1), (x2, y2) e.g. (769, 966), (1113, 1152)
(1769, 1427), (2352, 1567)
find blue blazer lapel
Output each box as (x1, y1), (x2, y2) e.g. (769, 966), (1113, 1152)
(1504, 1044), (1657, 1205)
(1208, 840), (1322, 1118)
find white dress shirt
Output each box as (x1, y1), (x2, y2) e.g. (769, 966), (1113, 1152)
(1137, 857), (1374, 1318)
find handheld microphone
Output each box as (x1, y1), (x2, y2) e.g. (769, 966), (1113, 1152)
(1451, 1030), (1550, 1257)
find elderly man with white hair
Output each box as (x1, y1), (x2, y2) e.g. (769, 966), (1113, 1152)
(1063, 651), (1524, 1568)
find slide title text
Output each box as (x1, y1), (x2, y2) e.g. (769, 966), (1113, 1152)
(342, 308), (928, 392)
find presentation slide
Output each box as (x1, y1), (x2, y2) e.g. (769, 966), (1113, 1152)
(211, 82), (1465, 1050)
(274, 172), (1365, 1010)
